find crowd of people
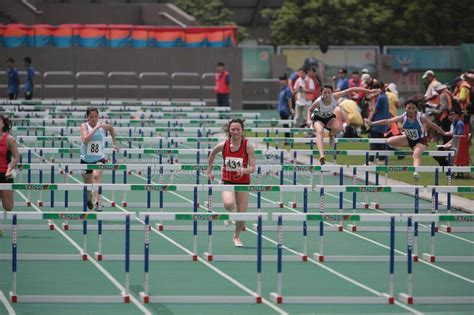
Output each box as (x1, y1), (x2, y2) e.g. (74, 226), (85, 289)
(278, 65), (473, 177)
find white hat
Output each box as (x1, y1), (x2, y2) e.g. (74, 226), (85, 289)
(422, 70), (435, 79)
(361, 73), (371, 82)
(387, 83), (398, 95)
(361, 68), (369, 74)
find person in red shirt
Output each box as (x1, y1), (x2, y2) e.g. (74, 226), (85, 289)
(0, 116), (19, 213)
(207, 118), (256, 247)
(214, 62), (231, 107)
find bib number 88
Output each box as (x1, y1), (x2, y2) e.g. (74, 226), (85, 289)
(90, 144), (100, 153)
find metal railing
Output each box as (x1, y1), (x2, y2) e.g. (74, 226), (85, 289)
(0, 71), (281, 107)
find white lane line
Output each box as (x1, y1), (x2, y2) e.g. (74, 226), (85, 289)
(0, 290), (16, 315)
(14, 190), (152, 315)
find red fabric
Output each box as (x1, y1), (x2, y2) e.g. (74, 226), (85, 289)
(455, 123), (470, 166)
(0, 133), (9, 173)
(221, 138), (250, 184)
(215, 71), (230, 94)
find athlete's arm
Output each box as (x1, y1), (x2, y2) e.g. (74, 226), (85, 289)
(207, 142), (225, 180)
(422, 115), (450, 136)
(242, 142), (256, 175)
(6, 135), (19, 177)
(102, 124), (120, 152)
(81, 122), (101, 144)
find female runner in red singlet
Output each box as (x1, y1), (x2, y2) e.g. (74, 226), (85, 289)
(207, 119), (256, 247)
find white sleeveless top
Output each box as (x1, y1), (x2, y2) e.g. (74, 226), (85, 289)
(315, 95), (338, 115)
(80, 123), (106, 163)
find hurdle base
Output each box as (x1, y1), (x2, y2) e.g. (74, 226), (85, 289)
(335, 224), (344, 232)
(313, 253), (409, 262)
(288, 201), (297, 208)
(110, 201), (116, 207)
(27, 201), (32, 207)
(270, 292), (282, 304)
(8, 294), (124, 303)
(80, 251), (88, 261)
(94, 251), (103, 261)
(413, 255), (418, 262)
(121, 292), (130, 304)
(314, 253), (325, 262)
(122, 202), (128, 207)
(37, 200), (43, 207)
(156, 223), (164, 231)
(203, 252), (213, 261)
(382, 293), (395, 304)
(48, 220), (55, 230)
(9, 292), (17, 303)
(440, 224), (451, 233)
(422, 253), (436, 263)
(139, 292), (149, 304)
(347, 224), (357, 232)
(144, 295), (256, 304)
(399, 293), (413, 304)
(362, 202), (369, 209)
(422, 254), (474, 263)
(62, 223), (69, 230)
(270, 293), (392, 304)
(370, 202), (380, 209)
(278, 202), (284, 208)
(399, 295), (474, 304)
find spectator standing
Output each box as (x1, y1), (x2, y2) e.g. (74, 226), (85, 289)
(214, 62), (231, 107)
(277, 74), (293, 138)
(6, 58), (19, 100)
(24, 56), (34, 100)
(366, 81), (390, 164)
(348, 71), (363, 105)
(293, 67), (315, 128)
(422, 70), (440, 107)
(333, 68), (349, 91)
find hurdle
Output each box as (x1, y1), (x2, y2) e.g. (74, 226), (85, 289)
(399, 216), (474, 305)
(421, 187), (474, 263)
(269, 213), (396, 304)
(14, 162), (469, 212)
(2, 99), (207, 107)
(6, 211), (132, 303)
(137, 212), (266, 304)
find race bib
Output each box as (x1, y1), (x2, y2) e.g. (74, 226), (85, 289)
(405, 129), (419, 140)
(225, 157), (243, 172)
(87, 141), (102, 155)
(319, 112), (333, 118)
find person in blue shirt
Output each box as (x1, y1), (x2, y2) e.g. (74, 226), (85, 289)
(23, 56), (34, 100)
(333, 68), (349, 92)
(365, 81), (390, 164)
(366, 97), (449, 181)
(278, 74), (293, 138)
(433, 109), (465, 167)
(6, 58), (19, 100)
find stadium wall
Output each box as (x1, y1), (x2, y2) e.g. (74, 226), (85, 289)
(0, 47), (243, 108)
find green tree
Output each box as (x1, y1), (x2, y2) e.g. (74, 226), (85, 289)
(175, 0), (248, 42)
(262, 0), (474, 47)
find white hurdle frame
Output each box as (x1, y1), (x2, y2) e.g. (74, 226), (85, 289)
(6, 211), (132, 304)
(137, 212), (266, 304)
(399, 216), (474, 305)
(269, 213), (396, 304)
